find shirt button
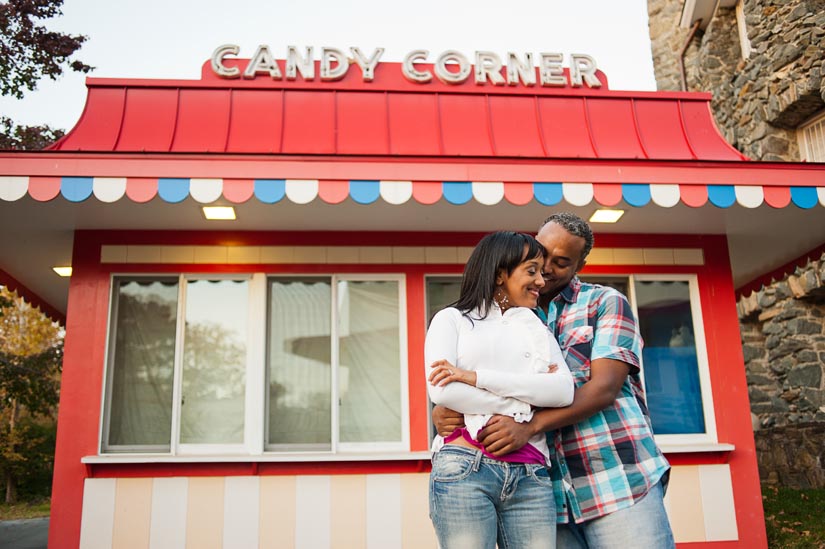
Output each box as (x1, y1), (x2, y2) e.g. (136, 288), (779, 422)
(503, 320), (509, 325)
(524, 352), (531, 358)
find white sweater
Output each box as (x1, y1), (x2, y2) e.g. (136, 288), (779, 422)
(425, 305), (574, 461)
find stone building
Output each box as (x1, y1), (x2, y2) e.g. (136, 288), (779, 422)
(648, 0), (825, 488)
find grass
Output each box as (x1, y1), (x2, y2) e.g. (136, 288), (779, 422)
(0, 498), (51, 520)
(763, 486), (825, 549)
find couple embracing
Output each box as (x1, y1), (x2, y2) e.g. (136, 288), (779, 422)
(425, 212), (674, 549)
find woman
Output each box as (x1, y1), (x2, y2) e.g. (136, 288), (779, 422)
(425, 231), (574, 549)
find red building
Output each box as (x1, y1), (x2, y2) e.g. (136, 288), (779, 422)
(2, 52), (824, 547)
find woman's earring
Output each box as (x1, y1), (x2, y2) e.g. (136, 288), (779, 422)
(494, 288), (510, 311)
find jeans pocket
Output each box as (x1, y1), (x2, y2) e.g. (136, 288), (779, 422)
(526, 464), (554, 489)
(431, 449), (475, 482)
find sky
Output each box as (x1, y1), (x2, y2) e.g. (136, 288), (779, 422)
(0, 0), (657, 131)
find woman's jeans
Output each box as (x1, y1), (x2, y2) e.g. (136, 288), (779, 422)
(429, 445), (556, 549)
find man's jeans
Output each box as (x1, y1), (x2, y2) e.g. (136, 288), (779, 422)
(429, 445), (556, 549)
(557, 480), (675, 549)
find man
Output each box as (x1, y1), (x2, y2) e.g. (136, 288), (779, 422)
(433, 212), (674, 548)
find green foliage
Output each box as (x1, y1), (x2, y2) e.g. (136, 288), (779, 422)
(763, 486), (825, 548)
(0, 287), (62, 503)
(0, 499), (50, 520)
(0, 0), (92, 99)
(0, 116), (65, 150)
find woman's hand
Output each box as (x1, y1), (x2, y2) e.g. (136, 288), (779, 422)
(429, 360), (477, 387)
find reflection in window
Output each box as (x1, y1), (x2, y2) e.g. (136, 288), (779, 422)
(180, 279), (248, 444)
(268, 278), (332, 448)
(267, 277), (404, 450)
(106, 279), (178, 450)
(635, 280), (705, 435)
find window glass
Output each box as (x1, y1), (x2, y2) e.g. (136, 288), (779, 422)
(106, 279), (178, 450)
(425, 277), (462, 324)
(338, 280), (402, 443)
(634, 280), (705, 435)
(180, 279), (248, 444)
(268, 278), (332, 448)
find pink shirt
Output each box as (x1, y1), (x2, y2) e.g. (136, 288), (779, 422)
(444, 428), (546, 465)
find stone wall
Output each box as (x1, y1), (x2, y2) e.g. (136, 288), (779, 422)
(754, 422), (825, 488)
(647, 0), (825, 161)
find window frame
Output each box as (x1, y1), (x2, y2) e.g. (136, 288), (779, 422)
(628, 273), (719, 446)
(100, 272), (409, 457)
(798, 110), (825, 162)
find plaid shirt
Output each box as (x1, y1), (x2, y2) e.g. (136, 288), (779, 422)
(537, 277), (670, 524)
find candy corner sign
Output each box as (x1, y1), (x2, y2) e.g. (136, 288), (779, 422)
(210, 45), (603, 88)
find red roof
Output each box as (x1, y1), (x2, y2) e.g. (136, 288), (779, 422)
(51, 60), (747, 162)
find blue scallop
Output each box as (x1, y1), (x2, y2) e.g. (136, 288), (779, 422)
(253, 179), (286, 204)
(157, 178), (190, 203)
(443, 181), (473, 205)
(707, 185), (736, 208)
(60, 177), (94, 202)
(533, 183), (563, 206)
(790, 186), (818, 209)
(622, 184), (651, 207)
(350, 180), (380, 204)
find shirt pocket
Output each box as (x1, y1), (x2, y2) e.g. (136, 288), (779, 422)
(561, 325), (593, 380)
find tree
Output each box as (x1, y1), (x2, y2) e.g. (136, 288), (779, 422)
(0, 0), (92, 99)
(0, 286), (63, 503)
(0, 116), (65, 150)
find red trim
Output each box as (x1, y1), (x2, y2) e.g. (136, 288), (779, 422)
(5, 153), (825, 187)
(406, 272), (429, 452)
(736, 242), (825, 298)
(0, 269), (65, 324)
(664, 452), (731, 466)
(87, 459), (433, 478)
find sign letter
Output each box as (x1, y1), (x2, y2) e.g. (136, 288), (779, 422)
(211, 44), (241, 78)
(286, 46), (315, 80)
(506, 52), (535, 86)
(243, 45), (283, 80)
(539, 52), (566, 87)
(435, 50), (471, 85)
(474, 51), (505, 86)
(351, 47), (384, 81)
(570, 54), (601, 88)
(320, 47), (349, 81)
(402, 50), (432, 83)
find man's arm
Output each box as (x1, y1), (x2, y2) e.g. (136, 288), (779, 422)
(476, 358), (629, 456)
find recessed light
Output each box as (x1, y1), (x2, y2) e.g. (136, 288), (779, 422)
(202, 206), (236, 220)
(53, 266), (73, 277)
(589, 209), (624, 223)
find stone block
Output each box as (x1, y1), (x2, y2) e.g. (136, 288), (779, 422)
(759, 292), (778, 308)
(743, 344), (766, 361)
(786, 363), (823, 388)
(748, 373), (777, 386)
(769, 356), (795, 375)
(749, 386), (772, 402)
(762, 321), (785, 335)
(788, 318), (823, 335)
(797, 350), (818, 362)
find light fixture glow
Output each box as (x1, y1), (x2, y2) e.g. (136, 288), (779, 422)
(202, 206), (236, 220)
(52, 266), (73, 277)
(589, 209), (625, 223)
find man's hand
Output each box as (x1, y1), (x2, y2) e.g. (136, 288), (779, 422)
(476, 415), (534, 457)
(432, 405), (465, 437)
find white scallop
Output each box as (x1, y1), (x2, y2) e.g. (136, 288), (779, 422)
(285, 179), (319, 204)
(92, 177), (127, 203)
(649, 184), (681, 208)
(379, 180), (413, 205)
(818, 187), (825, 207)
(189, 178), (224, 203)
(562, 183), (594, 207)
(472, 182), (505, 205)
(0, 176), (28, 201)
(734, 185), (764, 209)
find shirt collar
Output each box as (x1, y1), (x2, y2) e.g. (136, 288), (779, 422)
(555, 277), (581, 304)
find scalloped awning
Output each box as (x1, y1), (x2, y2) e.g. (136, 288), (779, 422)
(2, 176), (824, 209)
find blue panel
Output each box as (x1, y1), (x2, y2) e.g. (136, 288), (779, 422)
(157, 178), (190, 203)
(707, 184), (736, 208)
(61, 177), (94, 202)
(790, 186), (818, 209)
(442, 181), (473, 205)
(621, 183), (651, 207)
(253, 179), (285, 204)
(533, 182), (563, 206)
(643, 346), (705, 435)
(349, 180), (380, 205)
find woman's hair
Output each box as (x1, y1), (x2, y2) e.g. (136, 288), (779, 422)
(451, 231), (546, 319)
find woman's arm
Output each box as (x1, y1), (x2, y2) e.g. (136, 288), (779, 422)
(425, 309), (531, 417)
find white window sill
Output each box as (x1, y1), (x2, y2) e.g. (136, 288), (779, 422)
(82, 451), (433, 464)
(658, 443), (734, 454)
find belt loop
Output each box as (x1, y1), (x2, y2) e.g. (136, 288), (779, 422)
(472, 449), (483, 472)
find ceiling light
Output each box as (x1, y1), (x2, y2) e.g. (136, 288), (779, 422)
(589, 209), (625, 223)
(52, 266), (73, 277)
(202, 206), (236, 220)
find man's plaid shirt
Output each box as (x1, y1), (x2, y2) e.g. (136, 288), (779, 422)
(537, 277), (670, 524)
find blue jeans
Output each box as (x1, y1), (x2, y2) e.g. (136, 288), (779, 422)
(429, 445), (557, 549)
(556, 480), (675, 549)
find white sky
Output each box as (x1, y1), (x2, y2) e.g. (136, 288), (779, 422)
(0, 0), (657, 130)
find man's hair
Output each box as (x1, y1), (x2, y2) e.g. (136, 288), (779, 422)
(540, 212), (594, 260)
